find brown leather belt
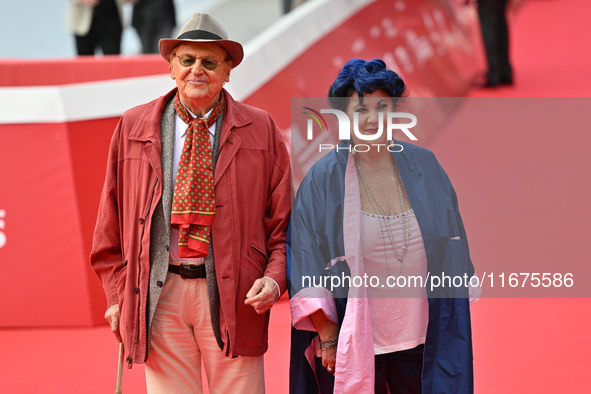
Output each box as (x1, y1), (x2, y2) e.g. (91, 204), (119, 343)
(168, 264), (206, 279)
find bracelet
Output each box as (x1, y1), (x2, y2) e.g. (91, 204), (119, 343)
(319, 338), (338, 350)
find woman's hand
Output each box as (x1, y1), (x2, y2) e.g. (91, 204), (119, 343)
(320, 340), (338, 375)
(311, 310), (339, 375)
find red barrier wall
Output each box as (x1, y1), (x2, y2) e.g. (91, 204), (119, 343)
(246, 0), (483, 129)
(0, 55), (169, 87)
(0, 119), (119, 326)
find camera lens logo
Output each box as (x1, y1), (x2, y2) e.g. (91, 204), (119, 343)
(302, 107), (328, 140)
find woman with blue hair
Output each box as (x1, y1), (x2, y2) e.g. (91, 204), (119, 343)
(288, 59), (476, 393)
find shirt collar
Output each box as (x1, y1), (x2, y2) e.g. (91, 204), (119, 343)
(177, 99), (216, 138)
(178, 98), (214, 119)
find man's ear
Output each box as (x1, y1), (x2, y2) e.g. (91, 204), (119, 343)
(225, 61), (233, 83)
(169, 58), (176, 80)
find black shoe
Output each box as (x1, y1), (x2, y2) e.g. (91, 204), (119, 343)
(499, 74), (513, 85)
(483, 74), (513, 88)
(484, 77), (500, 87)
(484, 79), (501, 88)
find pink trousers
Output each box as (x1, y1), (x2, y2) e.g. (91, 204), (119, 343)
(145, 272), (265, 394)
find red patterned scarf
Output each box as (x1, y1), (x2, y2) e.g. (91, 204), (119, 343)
(171, 93), (225, 257)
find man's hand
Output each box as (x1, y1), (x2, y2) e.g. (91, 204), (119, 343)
(244, 277), (278, 314)
(105, 304), (122, 342)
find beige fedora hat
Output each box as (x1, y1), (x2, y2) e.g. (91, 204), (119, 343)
(159, 13), (244, 68)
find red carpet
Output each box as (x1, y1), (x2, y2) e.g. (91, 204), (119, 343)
(0, 300), (291, 393)
(469, 0), (591, 97)
(472, 299), (591, 393)
(454, 0), (591, 392)
(1, 0), (590, 392)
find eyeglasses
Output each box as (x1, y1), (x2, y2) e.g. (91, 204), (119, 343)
(174, 54), (227, 71)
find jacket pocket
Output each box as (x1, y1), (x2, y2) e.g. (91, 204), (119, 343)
(116, 261), (128, 302)
(244, 245), (267, 279)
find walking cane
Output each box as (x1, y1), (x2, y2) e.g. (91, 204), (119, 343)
(115, 342), (124, 394)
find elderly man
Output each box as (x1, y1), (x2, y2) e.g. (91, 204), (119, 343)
(90, 13), (291, 393)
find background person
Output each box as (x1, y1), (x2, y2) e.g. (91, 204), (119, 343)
(288, 59), (476, 393)
(90, 12), (291, 393)
(130, 0), (177, 54)
(474, 0), (515, 87)
(66, 0), (128, 55)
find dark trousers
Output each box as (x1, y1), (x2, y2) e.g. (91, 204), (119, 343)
(131, 0), (176, 54)
(75, 12), (122, 55)
(375, 344), (424, 394)
(315, 344), (424, 393)
(135, 20), (175, 54)
(477, 0), (513, 83)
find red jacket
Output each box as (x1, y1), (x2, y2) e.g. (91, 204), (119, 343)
(90, 89), (291, 366)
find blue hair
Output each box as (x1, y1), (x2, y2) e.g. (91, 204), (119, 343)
(328, 59), (406, 110)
